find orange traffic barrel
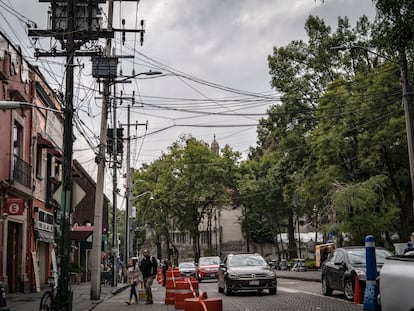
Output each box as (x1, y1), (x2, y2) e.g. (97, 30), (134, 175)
(187, 277), (199, 297)
(174, 280), (196, 310)
(164, 268), (176, 305)
(184, 298), (223, 311)
(157, 267), (163, 284)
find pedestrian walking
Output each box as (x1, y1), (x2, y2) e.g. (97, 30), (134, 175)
(139, 249), (158, 305)
(126, 260), (140, 305)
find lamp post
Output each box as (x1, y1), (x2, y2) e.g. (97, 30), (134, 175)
(0, 101), (64, 113)
(123, 71), (161, 265)
(332, 45), (414, 213)
(126, 191), (153, 260)
(313, 205), (318, 244)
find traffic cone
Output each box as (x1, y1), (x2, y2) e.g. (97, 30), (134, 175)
(353, 275), (363, 304)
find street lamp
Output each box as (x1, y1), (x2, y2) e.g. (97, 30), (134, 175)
(313, 205), (318, 244)
(0, 101), (63, 113)
(115, 70), (163, 84)
(125, 190), (153, 260)
(124, 70), (162, 265)
(332, 45), (414, 213)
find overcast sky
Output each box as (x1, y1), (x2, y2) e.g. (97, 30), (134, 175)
(0, 0), (376, 196)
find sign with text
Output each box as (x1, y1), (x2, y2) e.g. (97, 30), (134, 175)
(5, 198), (24, 215)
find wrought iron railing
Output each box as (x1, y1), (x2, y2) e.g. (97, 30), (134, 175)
(13, 154), (31, 188)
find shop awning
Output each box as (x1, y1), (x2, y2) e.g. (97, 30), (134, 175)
(37, 134), (54, 149)
(70, 225), (94, 241)
(36, 229), (55, 243)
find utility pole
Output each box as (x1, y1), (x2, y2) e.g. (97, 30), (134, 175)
(28, 0), (107, 308)
(90, 0), (114, 299)
(125, 99), (132, 262)
(123, 93), (147, 261)
(399, 49), (414, 214)
(120, 71), (161, 262)
(57, 0), (75, 308)
(29, 0), (146, 304)
(111, 85), (119, 287)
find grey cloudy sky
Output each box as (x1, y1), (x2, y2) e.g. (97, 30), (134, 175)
(1, 0), (376, 191)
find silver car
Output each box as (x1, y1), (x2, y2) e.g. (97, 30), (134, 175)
(178, 262), (196, 277)
(217, 253), (277, 296)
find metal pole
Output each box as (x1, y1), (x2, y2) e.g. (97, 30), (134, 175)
(90, 0), (113, 299)
(125, 102), (131, 263)
(399, 51), (414, 214)
(112, 83), (118, 287)
(57, 0), (75, 309)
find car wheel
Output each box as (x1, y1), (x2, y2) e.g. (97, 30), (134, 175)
(217, 282), (224, 293)
(344, 279), (354, 301)
(269, 288), (277, 295)
(224, 282), (232, 296)
(322, 275), (333, 296)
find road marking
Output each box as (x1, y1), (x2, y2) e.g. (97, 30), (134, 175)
(278, 286), (315, 294)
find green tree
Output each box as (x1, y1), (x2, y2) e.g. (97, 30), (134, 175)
(372, 0), (414, 240)
(133, 135), (240, 261)
(331, 175), (399, 245)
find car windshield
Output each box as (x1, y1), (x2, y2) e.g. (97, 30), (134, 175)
(199, 257), (220, 265)
(228, 255), (267, 267)
(347, 248), (393, 265)
(179, 263), (195, 268)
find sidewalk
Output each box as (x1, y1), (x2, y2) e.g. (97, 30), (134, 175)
(6, 282), (129, 311)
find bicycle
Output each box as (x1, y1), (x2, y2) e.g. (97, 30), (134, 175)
(39, 274), (73, 311)
(39, 275), (57, 311)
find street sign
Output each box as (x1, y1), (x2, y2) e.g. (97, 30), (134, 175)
(53, 181), (86, 209)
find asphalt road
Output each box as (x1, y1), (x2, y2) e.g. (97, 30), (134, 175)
(91, 277), (363, 311)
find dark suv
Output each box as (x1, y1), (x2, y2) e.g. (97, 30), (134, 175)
(217, 253), (277, 296)
(321, 246), (392, 301)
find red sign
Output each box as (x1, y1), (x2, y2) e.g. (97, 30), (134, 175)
(5, 198), (24, 215)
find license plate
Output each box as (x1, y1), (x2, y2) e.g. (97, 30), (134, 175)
(249, 280), (260, 285)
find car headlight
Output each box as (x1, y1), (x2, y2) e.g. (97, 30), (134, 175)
(267, 271), (276, 278)
(228, 272), (240, 279)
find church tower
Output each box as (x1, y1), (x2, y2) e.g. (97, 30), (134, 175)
(210, 134), (219, 155)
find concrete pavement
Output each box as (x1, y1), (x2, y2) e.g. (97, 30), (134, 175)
(6, 282), (129, 311)
(5, 270), (321, 311)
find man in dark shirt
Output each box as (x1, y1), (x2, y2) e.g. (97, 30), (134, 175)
(139, 249), (158, 304)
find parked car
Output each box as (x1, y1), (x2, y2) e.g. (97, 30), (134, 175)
(321, 246), (393, 301)
(291, 258), (307, 272)
(178, 262), (196, 277)
(196, 256), (221, 282)
(279, 259), (288, 270)
(217, 253), (277, 296)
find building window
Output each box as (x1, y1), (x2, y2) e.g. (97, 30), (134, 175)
(13, 121), (23, 158)
(200, 231), (208, 245)
(36, 144), (43, 179)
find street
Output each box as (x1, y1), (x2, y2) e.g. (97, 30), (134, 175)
(92, 278), (363, 311)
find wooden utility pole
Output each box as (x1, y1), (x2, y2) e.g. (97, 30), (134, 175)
(29, 1), (112, 308)
(90, 0), (114, 298)
(56, 0), (75, 308)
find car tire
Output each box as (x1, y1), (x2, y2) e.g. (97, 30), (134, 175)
(322, 275), (333, 296)
(269, 288), (277, 295)
(224, 282), (232, 296)
(344, 279), (354, 301)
